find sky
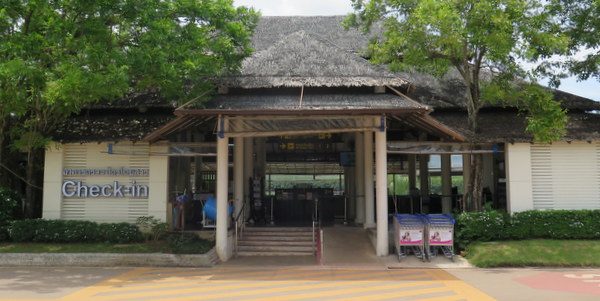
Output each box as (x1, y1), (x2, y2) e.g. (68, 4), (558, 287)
(234, 0), (599, 101)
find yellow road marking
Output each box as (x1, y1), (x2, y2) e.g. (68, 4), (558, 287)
(0, 268), (495, 301)
(248, 285), (451, 301)
(429, 270), (497, 301)
(87, 270), (431, 300)
(58, 268), (151, 301)
(149, 280), (436, 301)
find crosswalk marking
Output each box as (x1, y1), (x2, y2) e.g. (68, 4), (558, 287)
(16, 267), (496, 301)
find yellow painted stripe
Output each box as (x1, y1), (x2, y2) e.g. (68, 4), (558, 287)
(326, 285), (454, 301)
(111, 268), (313, 286)
(130, 267), (290, 281)
(146, 280), (435, 301)
(219, 281), (447, 301)
(58, 268), (150, 301)
(88, 271), (430, 300)
(100, 269), (337, 292)
(428, 270), (496, 301)
(286, 286), (454, 301)
(417, 295), (467, 301)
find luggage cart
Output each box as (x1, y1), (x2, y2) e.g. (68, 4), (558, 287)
(393, 214), (426, 262)
(425, 214), (455, 261)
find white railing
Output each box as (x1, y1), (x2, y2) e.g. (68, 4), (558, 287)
(234, 200), (247, 254)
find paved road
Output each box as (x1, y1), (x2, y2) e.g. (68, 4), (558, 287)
(0, 266), (598, 300)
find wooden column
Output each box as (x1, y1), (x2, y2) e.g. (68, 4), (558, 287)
(234, 136), (244, 218)
(355, 132), (365, 224)
(243, 137), (254, 218)
(375, 127), (388, 256)
(364, 131), (375, 228)
(216, 117), (229, 261)
(441, 154), (452, 213)
(408, 154), (416, 190)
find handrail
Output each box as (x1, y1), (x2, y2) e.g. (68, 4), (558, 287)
(312, 197), (323, 263)
(312, 197), (319, 255)
(234, 199), (247, 254)
(313, 217), (324, 264)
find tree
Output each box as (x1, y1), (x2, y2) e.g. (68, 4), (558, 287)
(543, 0), (600, 85)
(345, 0), (568, 211)
(0, 0), (259, 218)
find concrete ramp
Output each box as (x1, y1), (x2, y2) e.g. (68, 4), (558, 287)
(322, 226), (380, 266)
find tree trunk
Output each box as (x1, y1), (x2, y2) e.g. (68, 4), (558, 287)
(0, 117), (7, 188)
(23, 150), (38, 219)
(461, 66), (485, 212)
(469, 154), (484, 211)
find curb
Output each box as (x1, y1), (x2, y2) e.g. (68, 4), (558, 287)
(0, 248), (220, 267)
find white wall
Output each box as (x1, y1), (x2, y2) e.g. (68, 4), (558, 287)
(506, 143), (534, 213)
(530, 142), (600, 210)
(506, 142), (600, 213)
(42, 142), (169, 222)
(42, 143), (64, 219)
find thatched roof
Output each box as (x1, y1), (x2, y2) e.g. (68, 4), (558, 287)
(432, 109), (600, 143)
(85, 92), (175, 110)
(52, 111), (175, 143)
(198, 89), (425, 112)
(250, 16), (378, 53)
(219, 31), (409, 89)
(397, 69), (600, 111)
(55, 15), (600, 144)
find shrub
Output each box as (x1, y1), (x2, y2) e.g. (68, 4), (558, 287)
(167, 232), (214, 254)
(509, 210), (600, 240)
(454, 210), (508, 249)
(455, 209), (600, 249)
(135, 216), (168, 241)
(0, 187), (21, 241)
(98, 222), (144, 243)
(9, 219), (142, 243)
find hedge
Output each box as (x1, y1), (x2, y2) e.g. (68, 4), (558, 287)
(0, 187), (21, 241)
(455, 209), (600, 249)
(9, 219), (143, 244)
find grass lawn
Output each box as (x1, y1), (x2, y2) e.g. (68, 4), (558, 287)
(465, 239), (600, 268)
(0, 241), (177, 253)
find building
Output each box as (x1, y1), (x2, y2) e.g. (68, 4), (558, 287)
(43, 16), (600, 261)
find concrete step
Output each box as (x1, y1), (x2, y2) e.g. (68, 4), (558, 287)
(237, 250), (314, 256)
(241, 234), (313, 241)
(243, 227), (313, 232)
(236, 227), (316, 257)
(243, 229), (313, 236)
(238, 240), (313, 246)
(238, 245), (314, 253)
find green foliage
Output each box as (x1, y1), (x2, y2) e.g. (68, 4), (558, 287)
(454, 210), (509, 249)
(97, 222), (144, 244)
(0, 187), (21, 241)
(508, 210), (600, 240)
(9, 219), (143, 243)
(167, 232), (214, 254)
(136, 216), (168, 241)
(455, 209), (600, 249)
(0, 1), (259, 208)
(544, 0), (600, 83)
(345, 0), (568, 139)
(466, 240), (600, 268)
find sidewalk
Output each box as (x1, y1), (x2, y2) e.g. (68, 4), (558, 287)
(222, 225), (471, 269)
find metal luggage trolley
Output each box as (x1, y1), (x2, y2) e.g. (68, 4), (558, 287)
(393, 214), (426, 262)
(425, 214), (455, 261)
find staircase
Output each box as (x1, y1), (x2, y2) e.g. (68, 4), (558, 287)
(237, 227), (315, 256)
